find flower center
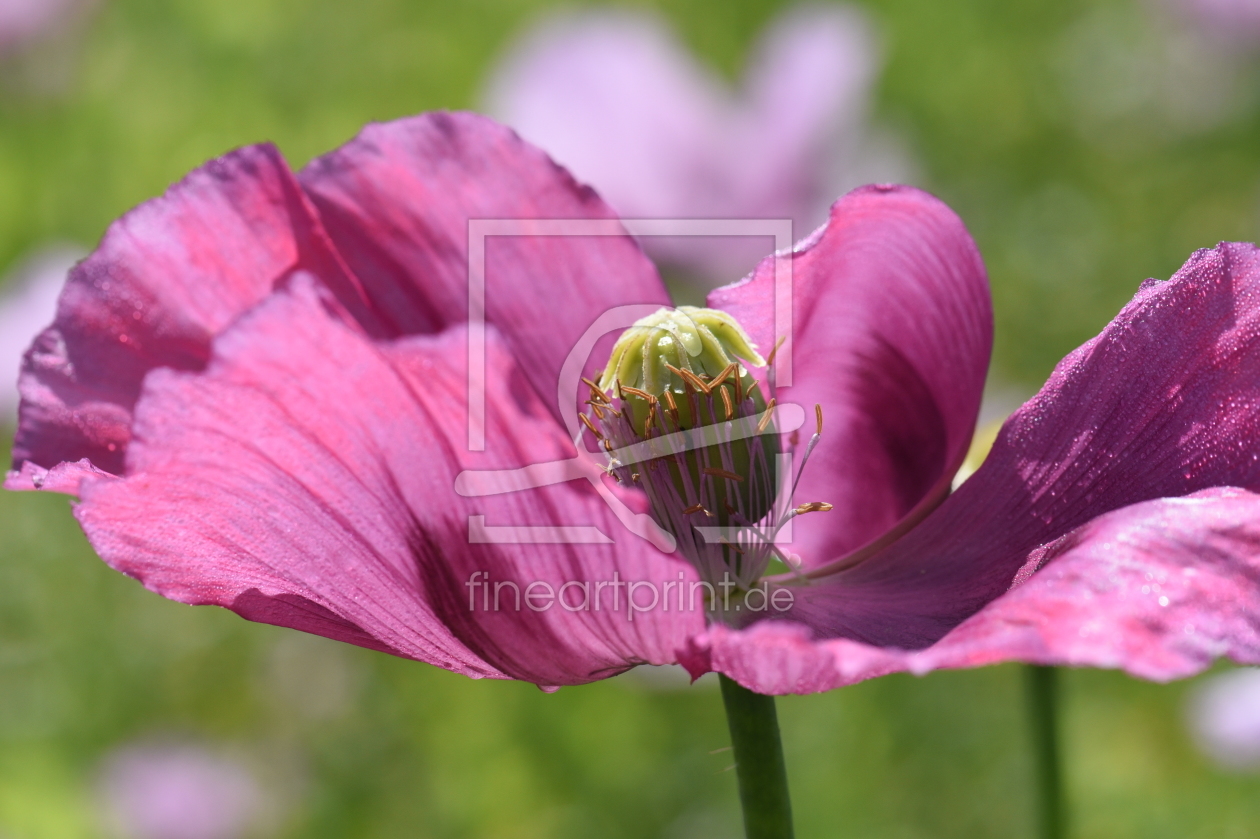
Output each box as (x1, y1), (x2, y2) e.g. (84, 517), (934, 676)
(579, 306), (829, 620)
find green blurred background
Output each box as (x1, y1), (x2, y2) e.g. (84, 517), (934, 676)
(3, 0), (1260, 836)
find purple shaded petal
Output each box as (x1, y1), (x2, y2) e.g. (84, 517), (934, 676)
(780, 242), (1260, 647)
(296, 111), (670, 422)
(697, 489), (1260, 694)
(76, 277), (701, 686)
(10, 143), (368, 481)
(709, 184), (991, 569)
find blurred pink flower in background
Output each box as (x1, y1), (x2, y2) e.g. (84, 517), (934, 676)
(483, 5), (913, 288)
(0, 0), (95, 55)
(1187, 668), (1260, 770)
(1167, 0), (1260, 45)
(0, 245), (84, 422)
(96, 742), (267, 839)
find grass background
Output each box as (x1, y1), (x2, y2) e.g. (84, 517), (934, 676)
(3, 0), (1260, 835)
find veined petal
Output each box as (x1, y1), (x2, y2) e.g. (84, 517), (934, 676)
(8, 143), (368, 484)
(76, 277), (701, 686)
(695, 489), (1260, 694)
(709, 184), (992, 570)
(297, 111), (670, 423)
(778, 242), (1260, 647)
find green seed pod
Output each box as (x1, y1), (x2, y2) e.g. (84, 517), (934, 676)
(595, 307), (780, 586)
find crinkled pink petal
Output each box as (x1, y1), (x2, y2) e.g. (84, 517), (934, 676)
(709, 184), (991, 569)
(10, 143), (366, 481)
(779, 241), (1260, 647)
(76, 277), (701, 686)
(698, 488), (1260, 694)
(296, 111), (670, 423)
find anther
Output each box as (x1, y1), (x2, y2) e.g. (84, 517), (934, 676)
(661, 389), (680, 426)
(702, 467), (745, 483)
(579, 413), (603, 439)
(621, 385), (656, 403)
(682, 503), (708, 516)
(756, 399), (777, 434)
(582, 377), (610, 403)
(665, 363), (712, 395)
(708, 362), (738, 391)
(794, 502), (834, 515)
(643, 403), (658, 437)
(765, 335), (787, 368)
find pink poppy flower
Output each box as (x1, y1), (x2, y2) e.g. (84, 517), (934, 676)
(8, 112), (1260, 694)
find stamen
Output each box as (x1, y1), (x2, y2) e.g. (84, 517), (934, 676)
(765, 335), (787, 368)
(579, 413), (603, 439)
(642, 403), (658, 437)
(702, 467), (744, 482)
(661, 389), (680, 426)
(582, 377), (610, 403)
(720, 386), (734, 420)
(756, 399), (777, 434)
(794, 502), (834, 515)
(588, 401), (606, 420)
(666, 363), (711, 394)
(789, 403), (826, 500)
(708, 362), (738, 391)
(621, 385), (657, 403)
(682, 503), (708, 516)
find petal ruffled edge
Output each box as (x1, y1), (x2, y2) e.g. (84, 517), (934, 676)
(687, 488), (1260, 694)
(9, 142), (370, 482)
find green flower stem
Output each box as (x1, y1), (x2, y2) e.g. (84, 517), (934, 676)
(719, 674), (795, 839)
(1025, 665), (1067, 839)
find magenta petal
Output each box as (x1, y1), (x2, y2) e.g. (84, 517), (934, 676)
(76, 277), (701, 685)
(10, 143), (367, 481)
(709, 185), (991, 568)
(297, 111), (670, 421)
(701, 489), (1260, 694)
(776, 241), (1260, 649)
